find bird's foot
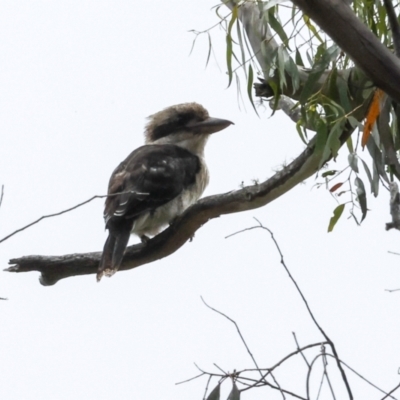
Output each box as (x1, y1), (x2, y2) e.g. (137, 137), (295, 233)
(96, 267), (118, 282)
(140, 235), (150, 244)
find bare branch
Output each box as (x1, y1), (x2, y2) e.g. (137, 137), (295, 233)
(292, 332), (310, 368)
(381, 383), (400, 400)
(341, 360), (399, 399)
(0, 190), (148, 244)
(229, 220), (353, 399)
(0, 185), (4, 210)
(201, 297), (265, 382)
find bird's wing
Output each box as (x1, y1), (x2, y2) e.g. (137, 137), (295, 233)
(104, 144), (200, 226)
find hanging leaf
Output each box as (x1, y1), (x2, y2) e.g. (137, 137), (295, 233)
(300, 45), (340, 104)
(360, 159), (376, 196)
(247, 64), (259, 116)
(329, 182), (344, 193)
(227, 382), (240, 400)
(362, 88), (385, 148)
(355, 177), (367, 221)
(226, 6), (238, 88)
(348, 153), (359, 173)
(303, 15), (324, 43)
(267, 8), (290, 48)
(206, 384), (221, 400)
(328, 204), (345, 232)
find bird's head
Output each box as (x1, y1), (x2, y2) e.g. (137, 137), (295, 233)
(144, 102), (233, 153)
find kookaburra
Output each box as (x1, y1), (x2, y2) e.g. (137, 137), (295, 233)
(98, 102), (233, 279)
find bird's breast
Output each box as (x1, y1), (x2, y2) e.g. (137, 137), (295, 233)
(132, 160), (209, 237)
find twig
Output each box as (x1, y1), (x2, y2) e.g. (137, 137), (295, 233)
(341, 360), (398, 399)
(322, 344), (337, 400)
(202, 375), (213, 400)
(0, 185), (4, 210)
(175, 372), (205, 385)
(0, 190), (148, 244)
(385, 288), (400, 293)
(381, 383), (400, 400)
(200, 297), (265, 383)
(227, 218), (354, 399)
(292, 332), (310, 368)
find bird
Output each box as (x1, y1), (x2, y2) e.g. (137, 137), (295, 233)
(97, 102), (233, 280)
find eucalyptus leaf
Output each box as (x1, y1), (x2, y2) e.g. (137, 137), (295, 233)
(355, 177), (367, 221)
(360, 159), (376, 197)
(348, 153), (359, 173)
(227, 382), (240, 400)
(206, 384), (221, 400)
(226, 6), (238, 88)
(328, 204), (345, 232)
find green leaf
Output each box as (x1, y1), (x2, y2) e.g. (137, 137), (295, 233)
(206, 32), (212, 67)
(300, 45), (340, 104)
(315, 118), (328, 164)
(346, 136), (354, 153)
(226, 6), (238, 88)
(236, 18), (247, 78)
(348, 153), (359, 173)
(206, 384), (221, 400)
(321, 119), (344, 165)
(337, 75), (352, 113)
(296, 120), (308, 145)
(303, 15), (324, 43)
(247, 64), (259, 116)
(355, 177), (367, 221)
(322, 170), (337, 178)
(328, 204), (345, 232)
(360, 159), (376, 197)
(227, 382), (240, 400)
(295, 48), (304, 67)
(277, 46), (287, 90)
(285, 56), (300, 94)
(267, 8), (290, 48)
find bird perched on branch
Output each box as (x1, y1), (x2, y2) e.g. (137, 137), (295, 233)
(98, 102), (233, 280)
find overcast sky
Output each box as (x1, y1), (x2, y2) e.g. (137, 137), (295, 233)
(0, 2), (399, 399)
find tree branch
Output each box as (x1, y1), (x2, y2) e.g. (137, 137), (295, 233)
(290, 0), (400, 104)
(6, 118), (355, 285)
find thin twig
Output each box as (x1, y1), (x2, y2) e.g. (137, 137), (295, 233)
(0, 185), (4, 210)
(227, 218), (354, 399)
(292, 332), (310, 368)
(175, 372), (205, 385)
(341, 360), (398, 400)
(381, 383), (400, 400)
(200, 297), (266, 383)
(202, 375), (213, 400)
(0, 190), (148, 244)
(322, 345), (337, 400)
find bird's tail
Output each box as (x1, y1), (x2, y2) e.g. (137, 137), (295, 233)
(97, 221), (133, 281)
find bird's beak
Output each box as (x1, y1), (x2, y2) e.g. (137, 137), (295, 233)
(187, 117), (234, 135)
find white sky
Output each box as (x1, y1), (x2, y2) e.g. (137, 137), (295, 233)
(0, 1), (399, 399)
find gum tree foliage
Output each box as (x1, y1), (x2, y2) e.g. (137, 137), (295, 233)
(194, 0), (400, 231)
